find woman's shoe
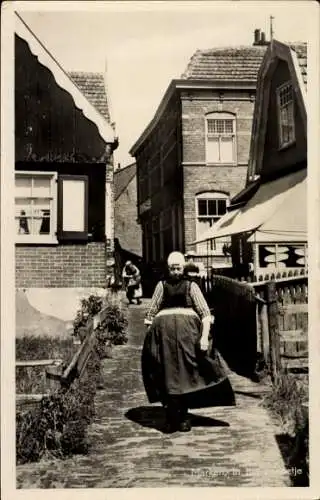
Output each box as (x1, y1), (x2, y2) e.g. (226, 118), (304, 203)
(163, 420), (178, 434)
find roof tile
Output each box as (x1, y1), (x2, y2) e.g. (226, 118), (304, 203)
(289, 43), (307, 88)
(181, 46), (267, 81)
(114, 163), (136, 200)
(181, 43), (307, 89)
(69, 71), (111, 122)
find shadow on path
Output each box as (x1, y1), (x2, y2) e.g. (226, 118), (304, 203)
(125, 406), (230, 433)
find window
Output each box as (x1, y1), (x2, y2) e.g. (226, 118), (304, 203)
(206, 112), (236, 164)
(15, 171), (57, 244)
(15, 171), (89, 244)
(277, 82), (295, 147)
(195, 192), (231, 255)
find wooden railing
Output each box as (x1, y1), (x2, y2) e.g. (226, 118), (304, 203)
(200, 274), (308, 383)
(237, 267), (308, 285)
(16, 306), (109, 408)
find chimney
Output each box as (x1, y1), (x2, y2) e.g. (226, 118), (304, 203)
(254, 29), (261, 45)
(253, 28), (270, 46)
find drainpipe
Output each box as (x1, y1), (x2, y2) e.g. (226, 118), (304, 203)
(105, 144), (116, 286)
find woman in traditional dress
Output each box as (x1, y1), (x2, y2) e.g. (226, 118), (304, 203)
(122, 261), (142, 305)
(142, 251), (235, 433)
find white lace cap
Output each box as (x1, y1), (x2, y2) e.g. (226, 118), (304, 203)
(167, 251), (185, 267)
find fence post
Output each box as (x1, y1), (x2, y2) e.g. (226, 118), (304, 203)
(266, 281), (281, 382)
(258, 300), (270, 366)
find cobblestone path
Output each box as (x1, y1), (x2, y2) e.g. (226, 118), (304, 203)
(16, 301), (291, 488)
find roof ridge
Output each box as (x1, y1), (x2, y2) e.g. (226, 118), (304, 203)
(199, 45), (266, 53)
(114, 162), (136, 174)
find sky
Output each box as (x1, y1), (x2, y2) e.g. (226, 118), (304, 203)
(15, 1), (317, 168)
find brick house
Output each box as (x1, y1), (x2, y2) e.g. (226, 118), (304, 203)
(114, 162), (143, 279)
(130, 35), (268, 274)
(194, 40), (307, 279)
(15, 13), (118, 319)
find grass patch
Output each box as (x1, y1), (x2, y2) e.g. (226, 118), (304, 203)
(16, 335), (76, 394)
(261, 370), (309, 486)
(16, 290), (128, 465)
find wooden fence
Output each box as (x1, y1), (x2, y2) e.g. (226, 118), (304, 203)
(253, 276), (308, 380)
(16, 306), (109, 409)
(201, 274), (308, 382)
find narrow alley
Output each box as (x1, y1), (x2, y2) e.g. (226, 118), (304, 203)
(16, 300), (291, 488)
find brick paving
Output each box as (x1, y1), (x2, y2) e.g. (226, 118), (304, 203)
(16, 300), (291, 488)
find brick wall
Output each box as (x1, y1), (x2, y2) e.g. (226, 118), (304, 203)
(181, 92), (255, 249)
(181, 96), (255, 164)
(16, 242), (106, 288)
(115, 177), (142, 256)
(183, 165), (247, 248)
(136, 92), (182, 263)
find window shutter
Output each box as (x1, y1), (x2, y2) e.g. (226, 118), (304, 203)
(206, 136), (219, 163)
(57, 174), (88, 241)
(220, 136), (234, 163)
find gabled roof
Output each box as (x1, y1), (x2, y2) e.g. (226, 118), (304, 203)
(247, 39), (307, 181)
(69, 71), (111, 123)
(15, 12), (115, 144)
(181, 46), (267, 81)
(114, 163), (136, 200)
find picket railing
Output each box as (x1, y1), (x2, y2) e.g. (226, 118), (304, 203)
(237, 267), (307, 285)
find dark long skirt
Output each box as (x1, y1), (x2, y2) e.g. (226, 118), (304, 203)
(141, 308), (235, 409)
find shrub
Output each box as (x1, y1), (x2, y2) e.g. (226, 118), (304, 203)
(261, 370), (309, 485)
(16, 351), (100, 465)
(262, 371), (308, 435)
(72, 294), (128, 357)
(16, 292), (128, 464)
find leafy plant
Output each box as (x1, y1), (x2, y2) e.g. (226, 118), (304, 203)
(72, 295), (103, 338)
(16, 352), (100, 464)
(16, 292), (128, 464)
(72, 295), (128, 356)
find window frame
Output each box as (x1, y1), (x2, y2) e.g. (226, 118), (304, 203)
(195, 192), (230, 255)
(15, 170), (58, 245)
(205, 112), (237, 165)
(276, 81), (296, 149)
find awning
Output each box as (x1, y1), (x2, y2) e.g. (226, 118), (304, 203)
(15, 13), (115, 144)
(194, 207), (241, 244)
(193, 168), (307, 244)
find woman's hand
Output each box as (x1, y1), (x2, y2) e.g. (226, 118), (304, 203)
(144, 318), (152, 330)
(200, 316), (211, 352)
